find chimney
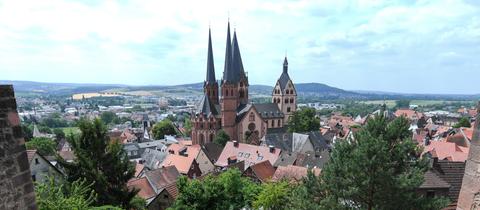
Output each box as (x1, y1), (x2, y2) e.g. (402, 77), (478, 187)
(233, 140), (239, 147)
(168, 149), (174, 154)
(269, 145), (275, 153)
(227, 156), (237, 165)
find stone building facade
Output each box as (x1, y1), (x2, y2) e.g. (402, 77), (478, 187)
(0, 85), (37, 209)
(191, 22), (297, 145)
(458, 103), (480, 210)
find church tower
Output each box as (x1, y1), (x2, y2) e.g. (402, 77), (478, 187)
(204, 28), (219, 105)
(457, 103), (480, 210)
(272, 57), (297, 124)
(220, 21), (248, 140)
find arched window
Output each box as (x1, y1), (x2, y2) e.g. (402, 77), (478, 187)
(285, 98), (288, 103)
(199, 134), (205, 145)
(225, 89), (229, 96)
(290, 98), (294, 103)
(287, 107), (291, 112)
(249, 112), (255, 121)
(231, 89), (234, 96)
(271, 120), (274, 127)
(210, 133), (214, 142)
(240, 90), (244, 98)
(278, 120), (281, 127)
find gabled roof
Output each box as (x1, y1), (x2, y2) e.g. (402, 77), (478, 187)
(433, 160), (466, 201)
(127, 177), (156, 200)
(202, 142), (223, 163)
(263, 131), (329, 153)
(274, 152), (299, 167)
(141, 148), (168, 170)
(144, 165), (180, 191)
(161, 154), (196, 174)
(420, 170), (451, 189)
(196, 94), (218, 116)
(272, 165), (320, 182)
(276, 57), (292, 91)
(424, 141), (469, 162)
(295, 150), (330, 169)
(246, 160), (275, 182)
(216, 141), (281, 168)
(253, 103), (284, 119)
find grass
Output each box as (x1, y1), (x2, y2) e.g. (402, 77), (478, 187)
(360, 100), (397, 108)
(61, 127), (81, 136)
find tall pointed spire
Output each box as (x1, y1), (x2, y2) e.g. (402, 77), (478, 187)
(231, 30), (245, 81)
(206, 28), (216, 84)
(283, 56), (288, 73)
(223, 21), (233, 83)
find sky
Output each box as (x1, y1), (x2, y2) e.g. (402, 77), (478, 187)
(0, 0), (479, 94)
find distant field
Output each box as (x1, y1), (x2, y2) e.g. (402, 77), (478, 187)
(72, 92), (121, 100)
(62, 127), (81, 135)
(361, 100), (472, 107)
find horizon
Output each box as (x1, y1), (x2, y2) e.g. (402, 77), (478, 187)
(1, 0), (480, 94)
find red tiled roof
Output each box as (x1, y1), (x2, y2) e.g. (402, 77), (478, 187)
(394, 109), (424, 120)
(424, 141), (469, 162)
(161, 154), (195, 174)
(167, 144), (201, 158)
(216, 141), (281, 168)
(134, 163), (145, 177)
(127, 177), (156, 200)
(272, 165), (321, 182)
(164, 181), (179, 199)
(248, 160), (275, 182)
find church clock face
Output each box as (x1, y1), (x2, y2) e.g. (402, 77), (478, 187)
(248, 123), (256, 131)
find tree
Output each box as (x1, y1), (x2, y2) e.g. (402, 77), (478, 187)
(253, 181), (291, 210)
(453, 117), (471, 128)
(395, 100), (411, 109)
(183, 118), (192, 137)
(170, 169), (261, 210)
(57, 119), (138, 208)
(152, 119), (177, 139)
(53, 128), (66, 143)
(288, 108), (320, 133)
(213, 130), (230, 147)
(35, 177), (97, 210)
(25, 137), (56, 156)
(100, 111), (117, 125)
(287, 170), (325, 210)
(318, 115), (449, 210)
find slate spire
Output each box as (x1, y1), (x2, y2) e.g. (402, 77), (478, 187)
(223, 21), (233, 83)
(206, 28), (216, 84)
(283, 56), (288, 73)
(231, 30), (246, 81)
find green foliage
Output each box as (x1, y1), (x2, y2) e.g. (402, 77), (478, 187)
(40, 116), (69, 128)
(253, 181), (291, 210)
(287, 170), (325, 210)
(453, 117), (471, 128)
(318, 115), (449, 210)
(288, 108), (320, 133)
(53, 128), (66, 143)
(25, 137), (56, 156)
(57, 119), (138, 208)
(183, 118), (192, 137)
(341, 101), (378, 117)
(395, 100), (411, 109)
(213, 130), (230, 147)
(22, 124), (33, 141)
(100, 111), (117, 125)
(169, 169), (261, 210)
(152, 119), (177, 139)
(35, 177), (97, 210)
(131, 105), (145, 112)
(129, 196), (147, 210)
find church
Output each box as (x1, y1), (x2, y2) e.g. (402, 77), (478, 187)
(191, 22), (297, 145)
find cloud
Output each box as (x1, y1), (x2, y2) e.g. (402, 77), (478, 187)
(0, 0), (479, 94)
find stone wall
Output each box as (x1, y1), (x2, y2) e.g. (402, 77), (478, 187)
(0, 85), (37, 210)
(457, 103), (480, 210)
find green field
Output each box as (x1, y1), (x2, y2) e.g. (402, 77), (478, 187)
(61, 127), (81, 135)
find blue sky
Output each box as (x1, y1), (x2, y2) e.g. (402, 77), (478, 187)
(0, 0), (479, 94)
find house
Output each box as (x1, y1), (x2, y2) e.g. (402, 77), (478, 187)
(215, 141), (281, 168)
(27, 150), (63, 183)
(128, 166), (180, 210)
(167, 144), (215, 174)
(272, 165), (321, 183)
(141, 148), (168, 170)
(242, 160), (275, 183)
(201, 142), (223, 164)
(274, 150), (329, 170)
(123, 140), (167, 160)
(160, 154), (202, 178)
(423, 141), (469, 162)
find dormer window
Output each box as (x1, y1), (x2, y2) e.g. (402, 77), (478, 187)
(249, 112), (255, 121)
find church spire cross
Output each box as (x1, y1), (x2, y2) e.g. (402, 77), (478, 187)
(283, 56), (288, 73)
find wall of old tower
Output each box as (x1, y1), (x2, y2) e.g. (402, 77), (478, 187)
(221, 83), (239, 140)
(457, 103), (480, 210)
(272, 80), (297, 124)
(191, 115), (220, 145)
(0, 85), (37, 210)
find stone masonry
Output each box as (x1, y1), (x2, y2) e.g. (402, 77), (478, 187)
(0, 85), (37, 210)
(457, 102), (480, 210)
